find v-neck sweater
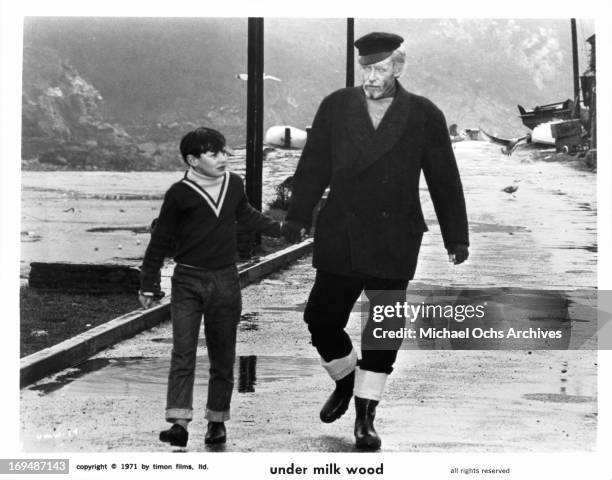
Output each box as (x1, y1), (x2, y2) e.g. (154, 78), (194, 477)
(185, 167), (225, 205)
(365, 97), (394, 130)
(140, 171), (281, 292)
(363, 81), (397, 129)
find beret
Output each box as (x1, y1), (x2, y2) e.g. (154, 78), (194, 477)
(354, 32), (403, 65)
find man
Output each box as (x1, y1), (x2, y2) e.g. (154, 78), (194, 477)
(282, 32), (469, 450)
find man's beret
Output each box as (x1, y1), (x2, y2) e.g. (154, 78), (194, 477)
(354, 32), (404, 65)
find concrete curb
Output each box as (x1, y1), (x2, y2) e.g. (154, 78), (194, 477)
(20, 239), (313, 388)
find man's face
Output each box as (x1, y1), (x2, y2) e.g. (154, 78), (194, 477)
(360, 56), (400, 99)
(188, 149), (229, 177)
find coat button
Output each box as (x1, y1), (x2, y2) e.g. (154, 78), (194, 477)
(381, 211), (390, 218)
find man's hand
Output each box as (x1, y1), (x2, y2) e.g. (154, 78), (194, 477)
(281, 220), (308, 244)
(139, 292), (155, 309)
(447, 243), (469, 265)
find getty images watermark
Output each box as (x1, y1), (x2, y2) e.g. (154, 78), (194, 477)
(360, 288), (611, 350)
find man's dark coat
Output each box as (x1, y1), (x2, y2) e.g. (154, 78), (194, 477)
(287, 82), (469, 280)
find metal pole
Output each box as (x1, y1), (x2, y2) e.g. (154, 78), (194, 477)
(571, 19), (580, 106)
(242, 17), (265, 252)
(246, 17), (264, 213)
(591, 86), (596, 148)
(346, 18), (354, 87)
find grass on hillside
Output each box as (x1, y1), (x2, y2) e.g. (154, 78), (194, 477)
(20, 287), (141, 358)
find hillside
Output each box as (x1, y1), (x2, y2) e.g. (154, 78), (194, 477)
(21, 17), (594, 170)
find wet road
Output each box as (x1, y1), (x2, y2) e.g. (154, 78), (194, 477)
(20, 142), (597, 452)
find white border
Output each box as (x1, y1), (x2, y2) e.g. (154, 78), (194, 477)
(2, 1), (610, 479)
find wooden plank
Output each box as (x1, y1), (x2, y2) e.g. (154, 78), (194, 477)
(28, 262), (140, 293)
(239, 240), (313, 286)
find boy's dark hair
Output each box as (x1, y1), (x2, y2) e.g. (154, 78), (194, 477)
(179, 127), (226, 163)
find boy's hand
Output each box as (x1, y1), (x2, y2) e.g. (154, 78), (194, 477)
(281, 220), (308, 243)
(139, 292), (155, 309)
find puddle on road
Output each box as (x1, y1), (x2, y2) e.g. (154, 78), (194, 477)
(560, 245), (598, 253)
(263, 301), (366, 313)
(262, 302), (308, 312)
(521, 359), (596, 404)
(21, 231), (43, 242)
(112, 256), (144, 262)
(398, 288), (596, 350)
(27, 355), (320, 397)
(86, 226), (151, 234)
(577, 202), (593, 211)
(522, 393), (596, 403)
(240, 312), (260, 331)
(28, 358), (114, 395)
(469, 222), (530, 234)
(238, 355), (257, 392)
(148, 312), (261, 339)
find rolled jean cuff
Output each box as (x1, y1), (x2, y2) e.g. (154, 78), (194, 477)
(354, 367), (388, 401)
(321, 349), (358, 381)
(205, 408), (230, 422)
(165, 408), (193, 422)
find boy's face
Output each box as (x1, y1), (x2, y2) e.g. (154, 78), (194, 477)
(187, 149), (228, 177)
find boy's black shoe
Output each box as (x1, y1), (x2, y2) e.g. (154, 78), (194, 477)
(205, 422), (226, 444)
(320, 371), (354, 423)
(159, 424), (188, 447)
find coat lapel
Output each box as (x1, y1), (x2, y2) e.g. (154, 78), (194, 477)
(345, 87), (374, 150)
(346, 82), (420, 175)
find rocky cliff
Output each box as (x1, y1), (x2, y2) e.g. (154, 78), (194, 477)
(21, 46), (156, 170)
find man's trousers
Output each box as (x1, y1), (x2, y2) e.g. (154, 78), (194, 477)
(304, 269), (409, 375)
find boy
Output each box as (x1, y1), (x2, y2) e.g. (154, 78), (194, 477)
(139, 127), (282, 447)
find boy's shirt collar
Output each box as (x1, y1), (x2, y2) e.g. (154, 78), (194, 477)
(186, 167), (225, 185)
(182, 169), (230, 217)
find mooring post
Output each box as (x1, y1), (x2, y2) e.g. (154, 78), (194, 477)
(570, 19), (580, 109)
(346, 18), (354, 87)
(244, 17), (264, 251)
(587, 34), (596, 149)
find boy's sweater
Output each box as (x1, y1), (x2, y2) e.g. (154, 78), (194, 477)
(140, 170), (281, 292)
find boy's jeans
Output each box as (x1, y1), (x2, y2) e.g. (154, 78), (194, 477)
(165, 264), (241, 424)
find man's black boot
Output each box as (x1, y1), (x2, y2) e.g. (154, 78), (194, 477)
(159, 424), (188, 447)
(205, 422), (226, 445)
(354, 396), (381, 450)
(320, 370), (355, 423)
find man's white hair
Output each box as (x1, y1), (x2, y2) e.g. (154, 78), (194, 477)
(390, 48), (406, 77)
